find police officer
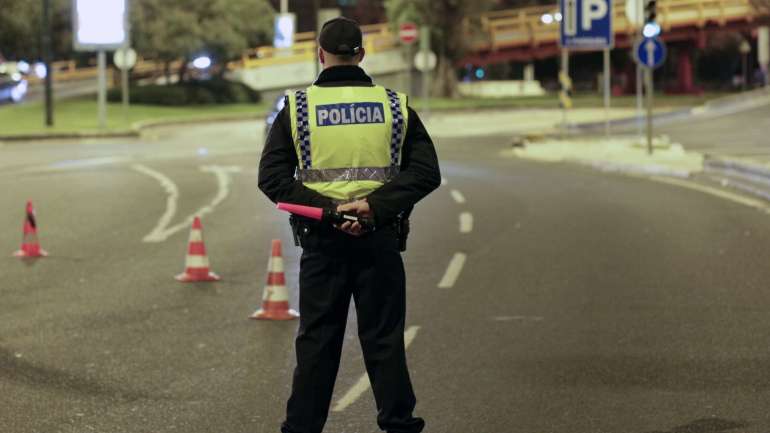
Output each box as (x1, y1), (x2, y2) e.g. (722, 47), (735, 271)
(258, 16), (440, 433)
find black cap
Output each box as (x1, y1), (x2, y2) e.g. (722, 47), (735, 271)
(319, 17), (363, 56)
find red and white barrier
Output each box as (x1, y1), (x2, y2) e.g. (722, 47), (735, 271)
(13, 201), (48, 259)
(250, 239), (299, 321)
(175, 217), (220, 282)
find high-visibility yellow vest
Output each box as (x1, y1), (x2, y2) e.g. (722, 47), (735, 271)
(288, 85), (409, 202)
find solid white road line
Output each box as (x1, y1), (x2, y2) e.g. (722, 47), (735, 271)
(441, 177), (448, 186)
(136, 165), (242, 242)
(332, 326), (421, 412)
(450, 189), (466, 204)
(492, 316), (545, 322)
(132, 164), (180, 242)
(650, 176), (770, 214)
(438, 253), (467, 289)
(459, 212), (474, 234)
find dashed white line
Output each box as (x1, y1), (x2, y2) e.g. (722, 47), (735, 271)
(332, 326), (421, 412)
(450, 189), (466, 204)
(441, 177), (448, 186)
(459, 212), (474, 234)
(438, 253), (467, 289)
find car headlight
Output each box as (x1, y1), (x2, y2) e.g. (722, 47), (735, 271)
(10, 80), (28, 102)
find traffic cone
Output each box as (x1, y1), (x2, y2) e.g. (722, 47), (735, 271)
(175, 217), (220, 282)
(250, 239), (299, 321)
(13, 201), (48, 259)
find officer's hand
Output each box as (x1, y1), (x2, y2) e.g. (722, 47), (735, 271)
(336, 200), (372, 237)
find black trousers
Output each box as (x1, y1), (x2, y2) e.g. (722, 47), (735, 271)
(281, 225), (424, 433)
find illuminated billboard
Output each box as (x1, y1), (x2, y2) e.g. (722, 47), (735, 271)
(274, 14), (296, 49)
(73, 0), (129, 51)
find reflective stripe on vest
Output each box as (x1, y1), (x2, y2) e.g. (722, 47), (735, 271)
(288, 85), (409, 201)
(297, 166), (400, 183)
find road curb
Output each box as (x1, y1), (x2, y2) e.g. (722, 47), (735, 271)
(704, 156), (770, 184)
(0, 130), (140, 142)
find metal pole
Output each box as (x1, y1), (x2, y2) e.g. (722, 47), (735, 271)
(42, 0), (54, 127)
(121, 61), (129, 124)
(603, 47), (611, 138)
(280, 0), (288, 14)
(420, 26), (431, 117)
(636, 63), (643, 137)
(314, 0), (320, 79)
(421, 62), (430, 117)
(97, 50), (107, 130)
(742, 52), (748, 92)
(561, 48), (569, 137)
(407, 45), (414, 94)
(645, 68), (654, 155)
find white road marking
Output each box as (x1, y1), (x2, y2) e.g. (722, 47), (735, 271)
(441, 177), (448, 186)
(438, 253), (467, 289)
(132, 164), (180, 242)
(450, 189), (466, 204)
(135, 165), (242, 242)
(650, 176), (770, 214)
(332, 326), (420, 413)
(459, 212), (474, 234)
(493, 316), (545, 322)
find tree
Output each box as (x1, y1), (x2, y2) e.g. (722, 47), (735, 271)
(0, 0), (71, 61)
(131, 0), (275, 81)
(385, 0), (494, 97)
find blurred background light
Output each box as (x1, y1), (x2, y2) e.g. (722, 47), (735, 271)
(16, 61), (30, 74)
(192, 56), (212, 69)
(34, 63), (47, 79)
(643, 22), (661, 38)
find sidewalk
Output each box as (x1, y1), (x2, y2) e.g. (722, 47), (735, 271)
(506, 136), (703, 179)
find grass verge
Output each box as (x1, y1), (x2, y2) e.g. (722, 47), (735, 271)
(0, 98), (269, 137)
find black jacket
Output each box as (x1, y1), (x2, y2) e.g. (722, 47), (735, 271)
(258, 65), (441, 226)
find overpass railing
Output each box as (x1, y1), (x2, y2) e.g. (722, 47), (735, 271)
(36, 0), (768, 82)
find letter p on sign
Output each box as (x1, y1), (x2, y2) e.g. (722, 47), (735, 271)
(582, 0), (608, 30)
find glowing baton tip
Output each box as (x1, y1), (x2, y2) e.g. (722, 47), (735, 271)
(276, 203), (324, 221)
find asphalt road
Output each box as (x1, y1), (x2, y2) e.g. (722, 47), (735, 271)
(648, 100), (770, 160)
(3, 113), (770, 433)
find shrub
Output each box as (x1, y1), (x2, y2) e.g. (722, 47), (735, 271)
(107, 79), (260, 106)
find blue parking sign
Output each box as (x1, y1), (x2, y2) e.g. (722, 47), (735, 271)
(560, 0), (614, 50)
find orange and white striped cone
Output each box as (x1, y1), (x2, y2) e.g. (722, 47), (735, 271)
(250, 239), (299, 321)
(175, 217), (220, 282)
(13, 201), (48, 259)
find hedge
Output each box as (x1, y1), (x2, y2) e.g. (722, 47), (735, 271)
(107, 79), (261, 106)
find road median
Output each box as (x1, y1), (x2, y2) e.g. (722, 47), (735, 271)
(507, 136), (704, 179)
